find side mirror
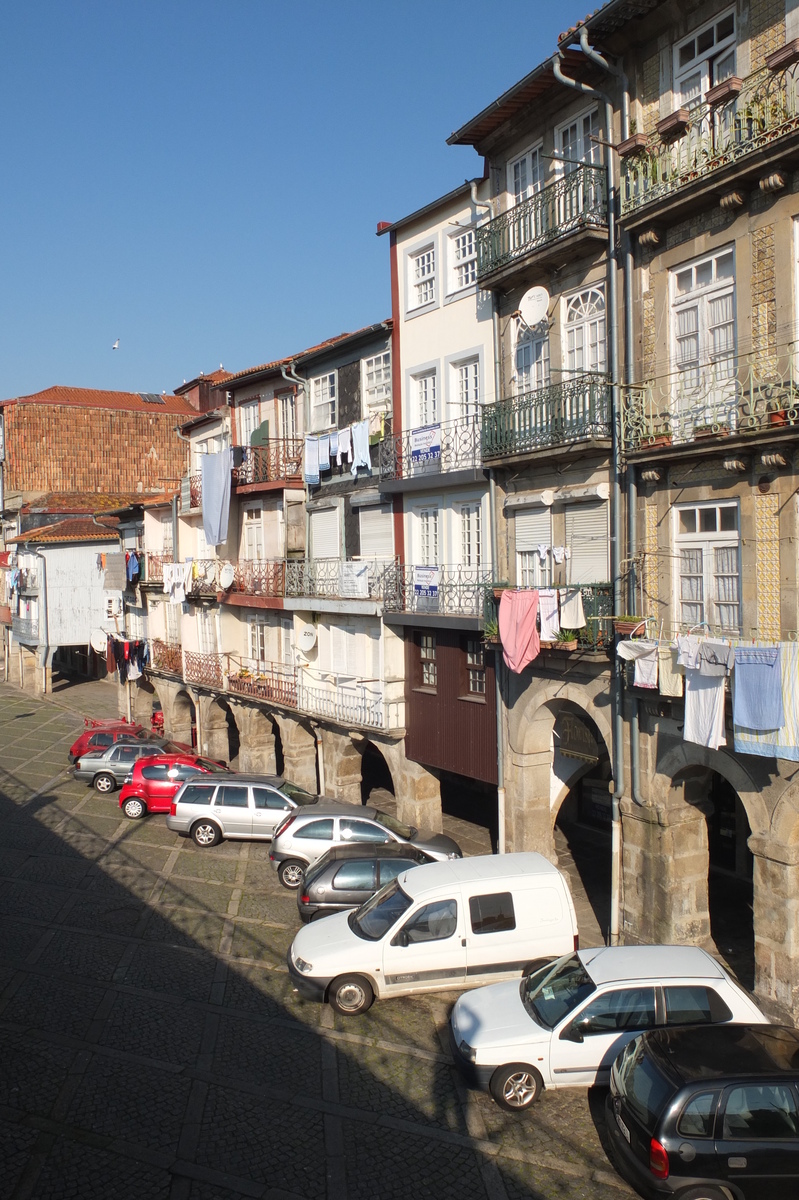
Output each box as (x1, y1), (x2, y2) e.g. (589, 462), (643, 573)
(560, 1023), (584, 1044)
(392, 929), (409, 948)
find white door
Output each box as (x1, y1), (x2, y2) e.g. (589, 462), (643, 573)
(550, 986), (657, 1087)
(381, 897), (466, 995)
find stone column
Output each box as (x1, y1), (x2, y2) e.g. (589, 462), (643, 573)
(393, 758), (442, 832)
(750, 835), (799, 1022)
(504, 750), (556, 859)
(321, 730), (362, 806)
(276, 717), (318, 794)
(198, 696), (231, 763)
(231, 702), (277, 775)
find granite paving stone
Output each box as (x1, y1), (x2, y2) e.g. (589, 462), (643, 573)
(64, 894), (146, 936)
(158, 877), (235, 911)
(0, 1029), (77, 1114)
(35, 928), (131, 983)
(172, 852), (242, 883)
(99, 992), (204, 1065)
(213, 1012), (324, 1087)
(140, 909), (227, 951)
(343, 1121), (488, 1200)
(122, 942), (218, 1001)
(65, 1055), (193, 1150)
(30, 1136), (173, 1200)
(1, 974), (108, 1039)
(0, 1117), (41, 1197)
(0, 880), (72, 922)
(0, 918), (50, 964)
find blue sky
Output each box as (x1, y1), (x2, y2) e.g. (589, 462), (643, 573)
(0, 1), (589, 398)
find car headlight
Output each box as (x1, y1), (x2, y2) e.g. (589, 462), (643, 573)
(458, 1039), (477, 1063)
(294, 955), (313, 975)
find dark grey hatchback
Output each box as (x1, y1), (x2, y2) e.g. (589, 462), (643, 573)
(297, 843), (434, 923)
(605, 1023), (799, 1200)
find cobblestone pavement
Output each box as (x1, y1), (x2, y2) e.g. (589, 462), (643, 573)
(0, 680), (635, 1200)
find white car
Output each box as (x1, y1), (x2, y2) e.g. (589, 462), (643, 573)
(449, 944), (768, 1111)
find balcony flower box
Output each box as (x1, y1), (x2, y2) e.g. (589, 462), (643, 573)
(614, 617), (644, 637)
(705, 76), (743, 107)
(646, 432), (672, 449)
(766, 40), (799, 72)
(617, 132), (649, 157)
(694, 424), (729, 440)
(656, 108), (690, 141)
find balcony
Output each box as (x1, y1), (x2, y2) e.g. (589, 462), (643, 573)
(486, 582), (614, 652)
(232, 440), (303, 489)
(298, 677), (401, 731)
(227, 656), (298, 706)
(16, 567), (39, 594)
(384, 565), (492, 621)
(12, 616), (38, 644)
(476, 164), (607, 286)
(180, 473), (202, 513)
(183, 651), (225, 689)
(621, 349), (799, 457)
(142, 553), (169, 586)
(620, 61), (799, 223)
(227, 559), (285, 599)
(379, 414), (482, 489)
(482, 374), (612, 464)
(284, 558), (397, 605)
(150, 639), (183, 675)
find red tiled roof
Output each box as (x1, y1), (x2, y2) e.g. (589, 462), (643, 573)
(174, 369), (234, 394)
(3, 385), (196, 415)
(221, 322), (392, 386)
(20, 492), (145, 515)
(8, 517), (120, 544)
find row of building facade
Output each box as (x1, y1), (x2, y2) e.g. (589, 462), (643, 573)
(4, 0), (799, 1019)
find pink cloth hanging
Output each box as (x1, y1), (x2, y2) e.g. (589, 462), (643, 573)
(499, 589), (540, 673)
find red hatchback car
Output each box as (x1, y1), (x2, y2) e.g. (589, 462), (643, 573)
(118, 754), (230, 820)
(68, 719), (143, 763)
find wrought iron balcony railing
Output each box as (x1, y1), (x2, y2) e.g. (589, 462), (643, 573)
(379, 413), (481, 481)
(226, 656), (298, 706)
(621, 61), (799, 215)
(232, 439), (303, 486)
(621, 349), (799, 453)
(476, 164), (607, 280)
(485, 582), (614, 651)
(143, 553), (169, 585)
(186, 560), (218, 596)
(180, 473), (202, 513)
(227, 559), (285, 598)
(384, 565), (492, 617)
(12, 616), (38, 643)
(482, 373), (612, 461)
(150, 639), (183, 675)
(183, 650), (225, 689)
(285, 557), (398, 602)
(298, 678), (400, 731)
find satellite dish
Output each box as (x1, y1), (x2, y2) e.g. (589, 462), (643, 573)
(298, 624), (317, 652)
(518, 286), (550, 329)
(219, 563), (235, 589)
(90, 628), (109, 654)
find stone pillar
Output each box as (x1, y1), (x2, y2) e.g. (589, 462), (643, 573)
(231, 702), (277, 775)
(160, 682), (194, 748)
(393, 758), (442, 833)
(198, 696), (231, 763)
(275, 716), (318, 794)
(321, 730), (362, 806)
(504, 750), (556, 860)
(750, 835), (799, 1021)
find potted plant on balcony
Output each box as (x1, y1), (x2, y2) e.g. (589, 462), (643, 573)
(614, 615), (644, 637)
(483, 617), (500, 645)
(554, 628), (578, 652)
(656, 108), (690, 141)
(617, 120), (648, 157)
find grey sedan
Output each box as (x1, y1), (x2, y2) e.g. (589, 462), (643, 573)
(73, 742), (165, 793)
(166, 775), (319, 847)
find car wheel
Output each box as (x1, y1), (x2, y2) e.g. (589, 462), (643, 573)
(489, 1063), (543, 1111)
(191, 821), (222, 848)
(310, 909), (331, 922)
(674, 1189), (729, 1200)
(278, 859), (305, 889)
(123, 797), (146, 820)
(94, 773), (116, 794)
(328, 974), (374, 1016)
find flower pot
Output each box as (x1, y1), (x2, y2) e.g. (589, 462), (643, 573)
(656, 108), (689, 141)
(769, 409), (788, 427)
(617, 132), (648, 157)
(694, 424), (729, 439)
(705, 77), (743, 107)
(647, 432), (672, 448)
(614, 619), (642, 636)
(555, 639), (578, 652)
(766, 40), (799, 72)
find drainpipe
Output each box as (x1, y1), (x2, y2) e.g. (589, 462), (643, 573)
(282, 361), (310, 556)
(553, 47), (626, 942)
(34, 550), (49, 695)
(490, 293), (506, 853)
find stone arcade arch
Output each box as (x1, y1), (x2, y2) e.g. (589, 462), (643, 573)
(197, 695), (239, 764)
(228, 702), (278, 775)
(360, 740), (395, 804)
(750, 786), (799, 1016)
(130, 676), (158, 728)
(155, 684), (196, 749)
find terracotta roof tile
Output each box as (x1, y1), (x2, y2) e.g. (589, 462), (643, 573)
(20, 492), (145, 515)
(222, 322), (392, 386)
(3, 385), (196, 415)
(9, 516), (120, 544)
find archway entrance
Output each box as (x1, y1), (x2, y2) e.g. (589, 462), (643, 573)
(707, 772), (754, 988)
(552, 707), (612, 948)
(171, 690), (197, 749)
(272, 717), (285, 777)
(360, 742), (394, 805)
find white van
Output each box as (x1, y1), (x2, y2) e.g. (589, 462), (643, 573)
(286, 852), (579, 1015)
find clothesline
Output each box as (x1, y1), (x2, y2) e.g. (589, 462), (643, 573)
(497, 587), (587, 674)
(304, 416), (376, 486)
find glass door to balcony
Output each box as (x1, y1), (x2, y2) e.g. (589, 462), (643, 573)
(557, 109), (601, 224)
(563, 287), (607, 440)
(671, 249), (736, 440)
(507, 144), (544, 253)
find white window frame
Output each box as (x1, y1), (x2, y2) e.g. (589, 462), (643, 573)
(310, 371), (337, 431)
(238, 397), (261, 446)
(670, 246), (736, 423)
(416, 506), (440, 567)
(191, 431), (227, 473)
(165, 600), (181, 645)
(278, 390), (298, 439)
(413, 369), (438, 426)
(673, 501), (740, 633)
(160, 515), (173, 556)
(197, 606), (218, 655)
(408, 242), (437, 312)
(563, 286), (607, 376)
(452, 355), (480, 418)
(242, 505), (264, 561)
(248, 612), (268, 662)
(555, 107), (600, 172)
(514, 325), (550, 396)
(279, 616), (294, 666)
(507, 142), (544, 206)
(515, 507), (552, 588)
(447, 226), (478, 294)
(362, 351), (392, 414)
(674, 9), (736, 110)
(460, 501), (483, 568)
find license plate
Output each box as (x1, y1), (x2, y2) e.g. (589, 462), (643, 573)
(615, 1113), (631, 1143)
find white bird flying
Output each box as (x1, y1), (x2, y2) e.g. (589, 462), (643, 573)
(112, 338), (120, 350)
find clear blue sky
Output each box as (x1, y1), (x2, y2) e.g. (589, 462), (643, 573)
(0, 0), (590, 398)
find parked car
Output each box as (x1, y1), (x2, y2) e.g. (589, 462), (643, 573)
(118, 754), (231, 819)
(73, 741), (171, 792)
(449, 945), (767, 1112)
(287, 852), (576, 1016)
(68, 719), (143, 763)
(606, 1023), (799, 1198)
(297, 843), (436, 922)
(270, 802), (462, 889)
(166, 775), (319, 846)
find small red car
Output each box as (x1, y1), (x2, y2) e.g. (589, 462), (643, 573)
(118, 754), (231, 820)
(68, 719), (143, 763)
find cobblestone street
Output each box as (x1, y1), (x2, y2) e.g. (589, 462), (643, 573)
(0, 681), (634, 1200)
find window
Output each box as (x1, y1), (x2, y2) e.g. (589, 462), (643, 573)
(243, 506), (264, 560)
(340, 818), (390, 844)
(333, 861), (376, 890)
(359, 504), (394, 559)
(179, 784), (215, 805)
(238, 398), (260, 445)
(418, 508), (439, 567)
(677, 1093), (719, 1139)
(197, 607), (217, 655)
(279, 616), (294, 666)
(379, 859), (418, 886)
(396, 899), (457, 944)
(515, 329), (550, 395)
(278, 391), (297, 439)
(465, 637), (486, 696)
(675, 502), (740, 631)
(329, 624), (357, 675)
(363, 351), (392, 412)
(508, 145), (544, 205)
(295, 819), (334, 841)
(572, 987), (657, 1035)
(311, 372), (336, 430)
(565, 287), (606, 375)
(141, 764), (170, 781)
(557, 109), (600, 169)
(126, 606), (145, 640)
(449, 228), (477, 291)
(469, 892), (516, 934)
(515, 507), (552, 588)
(161, 516), (173, 555)
(453, 357), (480, 417)
(676, 10), (735, 109)
(410, 245), (436, 308)
(664, 985), (732, 1026)
(672, 248), (735, 410)
(248, 613), (267, 662)
(414, 370), (438, 425)
(214, 785), (250, 808)
(252, 787), (289, 810)
(460, 502), (482, 567)
(723, 1084), (799, 1140)
(420, 633), (437, 688)
(565, 501), (610, 584)
(165, 600), (181, 645)
(309, 507), (339, 559)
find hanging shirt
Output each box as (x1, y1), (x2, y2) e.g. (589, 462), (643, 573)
(538, 588), (560, 641)
(732, 645), (784, 732)
(350, 418), (371, 476)
(499, 589), (540, 673)
(559, 587), (586, 629)
(617, 638), (659, 688)
(552, 546), (566, 564)
(329, 430), (339, 460)
(698, 640), (735, 677)
(676, 634), (701, 670)
(657, 646), (684, 698)
(684, 669), (727, 751)
(337, 427), (352, 465)
(201, 448), (233, 547)
(734, 641), (799, 759)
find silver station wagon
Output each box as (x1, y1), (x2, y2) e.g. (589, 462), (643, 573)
(166, 775), (318, 846)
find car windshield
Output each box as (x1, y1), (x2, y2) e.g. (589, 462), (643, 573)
(195, 758), (229, 773)
(281, 780), (317, 804)
(348, 878), (413, 941)
(520, 954), (596, 1030)
(615, 1037), (673, 1132)
(373, 811), (416, 840)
